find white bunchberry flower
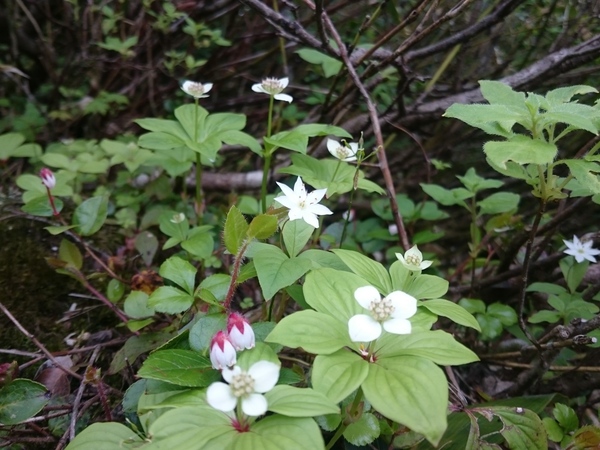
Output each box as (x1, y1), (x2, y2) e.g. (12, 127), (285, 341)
(209, 331), (237, 370)
(326, 139), (359, 162)
(563, 235), (600, 263)
(251, 77), (293, 103)
(227, 313), (255, 351)
(348, 286), (417, 343)
(40, 168), (56, 189)
(395, 245), (432, 271)
(170, 212), (186, 224)
(206, 361), (280, 416)
(274, 177), (333, 228)
(181, 80), (213, 98)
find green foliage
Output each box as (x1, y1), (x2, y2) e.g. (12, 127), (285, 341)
(0, 379), (49, 425)
(459, 299), (517, 340)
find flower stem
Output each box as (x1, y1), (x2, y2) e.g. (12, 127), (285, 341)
(325, 388), (364, 450)
(224, 240), (250, 311)
(193, 99), (203, 220)
(260, 95), (275, 213)
(46, 187), (59, 216)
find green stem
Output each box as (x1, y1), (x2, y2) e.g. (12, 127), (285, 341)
(260, 95), (276, 213)
(193, 99), (203, 220)
(325, 388), (364, 450)
(224, 240), (250, 311)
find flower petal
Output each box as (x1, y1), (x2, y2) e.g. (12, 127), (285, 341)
(348, 314), (382, 342)
(383, 317), (412, 335)
(278, 77), (289, 89)
(308, 203), (333, 216)
(206, 382), (237, 412)
(300, 211), (319, 228)
(292, 177), (307, 199)
(203, 83), (213, 93)
(241, 393), (268, 416)
(327, 139), (339, 156)
(306, 188), (327, 205)
(274, 194), (297, 210)
(222, 365), (241, 383)
(287, 208), (304, 222)
(276, 181), (298, 201)
(274, 93), (293, 103)
(386, 291), (417, 319)
(354, 286), (380, 310)
(248, 361), (280, 393)
(252, 83), (267, 94)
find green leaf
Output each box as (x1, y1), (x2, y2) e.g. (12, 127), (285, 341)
(421, 183), (473, 206)
(265, 385), (340, 416)
(265, 310), (348, 354)
(294, 124), (352, 138)
(59, 238), (82, 269)
(526, 282), (567, 295)
(253, 243), (312, 300)
(159, 257), (196, 295)
(343, 412), (380, 446)
(492, 406), (548, 450)
(247, 214), (278, 240)
(106, 279), (125, 302)
(181, 227), (214, 260)
(376, 330), (479, 365)
(148, 286), (194, 314)
(303, 268), (368, 322)
(124, 291), (155, 319)
(22, 195), (64, 216)
(137, 349), (220, 387)
(250, 415), (325, 450)
(189, 314), (226, 352)
(362, 356), (448, 446)
(72, 196), (108, 236)
(64, 422), (142, 450)
(296, 48), (342, 78)
(457, 167), (504, 193)
(563, 159), (600, 194)
(484, 136), (557, 169)
(312, 350), (369, 403)
(264, 129), (309, 154)
(283, 219), (314, 258)
(444, 103), (519, 137)
(331, 249), (392, 293)
(0, 379), (49, 425)
(405, 274), (449, 299)
(296, 249), (348, 271)
(198, 273), (231, 303)
(479, 80), (527, 109)
(528, 310), (561, 324)
(458, 298), (487, 314)
(487, 303), (518, 326)
(553, 403), (578, 432)
(421, 299), (481, 330)
(224, 206), (248, 255)
(543, 417), (564, 443)
(478, 192), (520, 215)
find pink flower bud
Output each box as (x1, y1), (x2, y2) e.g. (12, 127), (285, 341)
(227, 313), (255, 350)
(210, 331), (236, 370)
(40, 168), (56, 189)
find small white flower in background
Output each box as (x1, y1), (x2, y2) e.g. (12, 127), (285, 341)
(170, 212), (186, 224)
(181, 80), (213, 98)
(342, 209), (355, 221)
(563, 235), (600, 263)
(388, 224), (398, 236)
(206, 361), (280, 416)
(395, 245), (432, 271)
(274, 177), (333, 228)
(209, 331), (237, 370)
(348, 286), (417, 343)
(227, 313), (255, 351)
(251, 77), (293, 103)
(326, 138), (359, 162)
(40, 168), (56, 189)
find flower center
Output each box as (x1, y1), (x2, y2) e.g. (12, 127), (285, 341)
(261, 78), (283, 95)
(406, 254), (421, 266)
(370, 298), (394, 321)
(230, 372), (255, 398)
(186, 82), (206, 97)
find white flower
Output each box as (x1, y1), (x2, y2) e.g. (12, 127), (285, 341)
(274, 177), (333, 228)
(326, 139), (358, 162)
(40, 168), (56, 189)
(209, 331), (237, 370)
(206, 361), (280, 417)
(395, 245), (432, 271)
(227, 313), (255, 351)
(181, 80), (213, 98)
(251, 77), (293, 103)
(348, 286), (417, 343)
(563, 235), (600, 263)
(388, 224), (398, 236)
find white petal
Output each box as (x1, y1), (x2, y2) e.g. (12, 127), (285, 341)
(274, 194), (297, 210)
(222, 365), (241, 383)
(306, 188), (327, 205)
(348, 314), (382, 342)
(348, 142), (359, 155)
(327, 139), (339, 156)
(274, 93), (293, 103)
(386, 291), (417, 319)
(354, 286), (380, 310)
(241, 393), (268, 416)
(276, 181), (298, 201)
(383, 317), (412, 335)
(301, 211), (319, 228)
(252, 83), (267, 94)
(278, 77), (289, 88)
(248, 361), (280, 393)
(287, 208), (304, 221)
(342, 155), (358, 162)
(203, 83), (213, 93)
(206, 382), (237, 412)
(308, 203), (333, 216)
(293, 177), (307, 199)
